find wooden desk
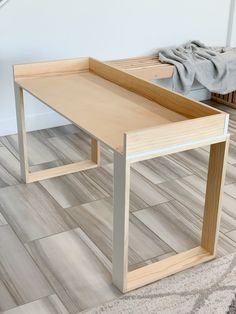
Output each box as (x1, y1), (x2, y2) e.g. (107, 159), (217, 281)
(13, 57), (229, 293)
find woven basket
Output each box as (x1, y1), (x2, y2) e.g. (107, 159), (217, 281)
(212, 91), (236, 109)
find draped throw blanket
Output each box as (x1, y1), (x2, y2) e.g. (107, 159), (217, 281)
(159, 40), (236, 94)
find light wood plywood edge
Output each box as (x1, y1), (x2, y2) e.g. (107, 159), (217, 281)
(27, 160), (97, 183)
(89, 58), (223, 119)
(126, 246), (213, 292)
(124, 113), (228, 161)
(13, 57), (89, 81)
(201, 138), (230, 254)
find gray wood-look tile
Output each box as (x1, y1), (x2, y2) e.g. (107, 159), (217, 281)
(46, 135), (89, 163)
(66, 198), (173, 270)
(230, 135), (236, 165)
(39, 172), (109, 209)
(223, 183), (236, 229)
(128, 170), (173, 207)
(26, 228), (120, 313)
(65, 130), (113, 166)
(83, 166), (149, 211)
(134, 201), (201, 253)
(0, 280), (17, 311)
(157, 175), (236, 234)
(0, 183), (77, 243)
(224, 182), (236, 199)
(1, 294), (69, 314)
(0, 133), (57, 166)
(132, 156), (192, 184)
(0, 165), (18, 189)
(105, 164), (172, 207)
(30, 160), (66, 172)
(0, 225), (52, 306)
(46, 133), (113, 166)
(229, 112), (236, 134)
(30, 124), (82, 139)
(0, 212), (7, 226)
(169, 147), (236, 185)
(0, 147), (21, 186)
(134, 201), (236, 257)
(128, 251), (176, 272)
(225, 230), (236, 242)
(217, 233), (236, 256)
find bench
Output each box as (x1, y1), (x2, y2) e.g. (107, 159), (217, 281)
(108, 56), (236, 109)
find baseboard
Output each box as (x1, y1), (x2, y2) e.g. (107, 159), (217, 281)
(0, 111), (70, 136)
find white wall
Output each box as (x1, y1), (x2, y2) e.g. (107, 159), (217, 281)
(0, 0), (232, 135)
(231, 0), (236, 46)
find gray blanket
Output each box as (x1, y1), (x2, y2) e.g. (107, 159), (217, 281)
(158, 40), (236, 94)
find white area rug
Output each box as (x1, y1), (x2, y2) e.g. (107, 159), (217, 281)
(85, 253), (236, 314)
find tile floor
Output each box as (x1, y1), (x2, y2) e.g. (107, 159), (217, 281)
(0, 102), (235, 313)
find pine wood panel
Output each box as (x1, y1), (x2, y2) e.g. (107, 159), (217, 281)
(14, 57), (89, 80)
(107, 56), (174, 80)
(125, 114), (227, 159)
(126, 246), (213, 292)
(15, 71), (187, 152)
(201, 139), (229, 254)
(90, 58), (221, 119)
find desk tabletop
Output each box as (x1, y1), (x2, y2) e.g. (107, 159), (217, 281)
(16, 71), (187, 152)
(14, 57), (225, 156)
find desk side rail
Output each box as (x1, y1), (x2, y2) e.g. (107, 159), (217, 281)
(124, 113), (228, 163)
(90, 58), (222, 119)
(13, 57), (89, 81)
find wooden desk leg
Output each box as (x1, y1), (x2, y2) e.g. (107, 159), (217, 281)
(91, 138), (101, 166)
(14, 84), (100, 183)
(112, 152), (130, 292)
(111, 138), (229, 293)
(201, 138), (229, 255)
(14, 83), (29, 183)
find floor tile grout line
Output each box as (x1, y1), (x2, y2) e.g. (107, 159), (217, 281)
(0, 224), (58, 306)
(129, 212), (177, 255)
(131, 160), (196, 188)
(132, 201), (203, 254)
(22, 212), (175, 274)
(22, 241), (71, 312)
(22, 225), (85, 246)
(154, 179), (236, 240)
(23, 227), (117, 314)
(224, 229), (236, 236)
(0, 293), (66, 314)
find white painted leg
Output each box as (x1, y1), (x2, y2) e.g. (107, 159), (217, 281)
(112, 152), (130, 292)
(14, 83), (29, 183)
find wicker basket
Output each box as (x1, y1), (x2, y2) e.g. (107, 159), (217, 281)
(212, 91), (236, 109)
